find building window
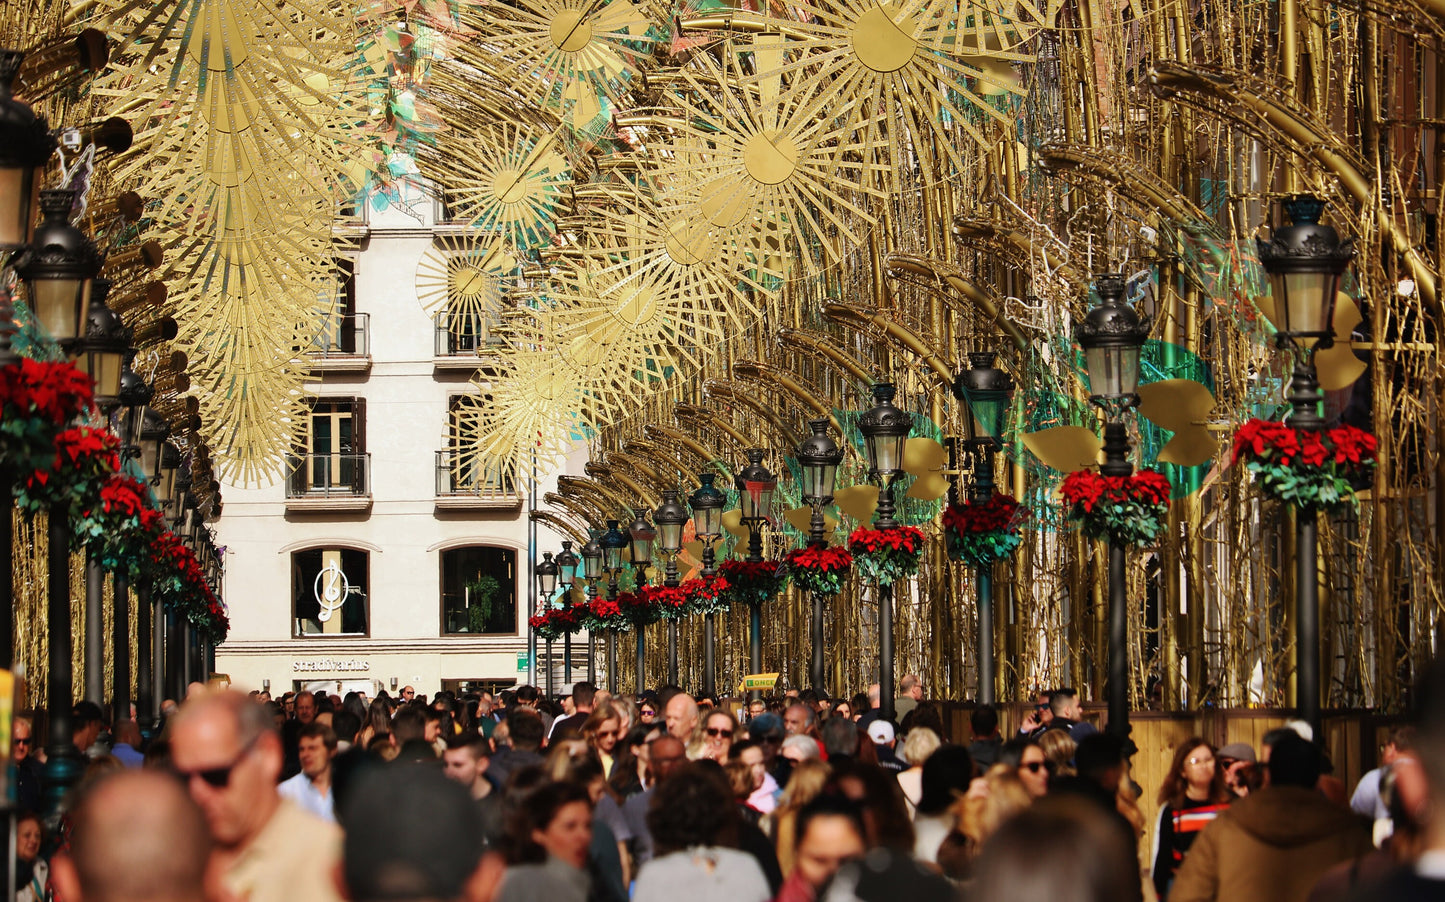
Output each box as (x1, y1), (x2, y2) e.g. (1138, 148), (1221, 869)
(437, 396), (515, 496)
(289, 397), (369, 496)
(440, 546), (517, 635)
(292, 548), (370, 636)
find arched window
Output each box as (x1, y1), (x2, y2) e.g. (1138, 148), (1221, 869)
(292, 548), (370, 637)
(440, 546), (517, 635)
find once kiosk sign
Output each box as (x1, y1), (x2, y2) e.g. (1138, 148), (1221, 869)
(292, 659), (371, 673)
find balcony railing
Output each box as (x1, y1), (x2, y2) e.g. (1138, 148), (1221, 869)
(434, 312), (502, 359)
(309, 313), (370, 370)
(435, 450), (519, 508)
(286, 453), (371, 506)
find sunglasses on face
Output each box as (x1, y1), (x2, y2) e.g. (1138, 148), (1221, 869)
(640, 710), (656, 717)
(177, 734), (259, 789)
(14, 738), (30, 746)
(705, 727), (731, 738)
(1020, 761), (1046, 773)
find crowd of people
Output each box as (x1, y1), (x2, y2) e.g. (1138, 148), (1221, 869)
(8, 661), (1445, 902)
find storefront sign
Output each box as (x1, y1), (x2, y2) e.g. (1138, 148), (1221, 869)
(292, 659), (371, 674)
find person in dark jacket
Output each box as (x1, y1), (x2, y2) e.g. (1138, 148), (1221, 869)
(1169, 733), (1372, 902)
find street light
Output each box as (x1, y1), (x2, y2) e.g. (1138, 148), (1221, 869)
(735, 450), (776, 695)
(580, 534), (603, 685)
(688, 472), (726, 695)
(857, 382), (911, 530)
(535, 552), (558, 695)
(1076, 273), (1150, 738)
(77, 282), (129, 409)
(858, 381), (914, 721)
(0, 49), (57, 255)
(654, 490), (689, 684)
(627, 513), (655, 691)
(1257, 195), (1354, 739)
(598, 520), (627, 693)
(555, 540), (580, 683)
(954, 352), (1015, 705)
(795, 418), (843, 692)
(15, 189), (100, 347)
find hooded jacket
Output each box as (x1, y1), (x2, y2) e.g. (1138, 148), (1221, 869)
(1167, 786), (1373, 902)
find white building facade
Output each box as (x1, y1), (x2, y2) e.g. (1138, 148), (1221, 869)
(212, 182), (577, 697)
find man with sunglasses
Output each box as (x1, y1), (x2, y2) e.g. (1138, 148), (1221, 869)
(171, 691), (344, 902)
(12, 715), (42, 813)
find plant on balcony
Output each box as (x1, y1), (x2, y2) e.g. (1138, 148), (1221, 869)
(1060, 468), (1172, 548)
(718, 559), (788, 607)
(582, 595), (631, 633)
(848, 525), (926, 587)
(942, 492), (1028, 567)
(784, 544), (853, 596)
(1231, 417), (1377, 512)
(640, 583), (690, 621)
(465, 575), (500, 633)
(681, 574), (730, 616)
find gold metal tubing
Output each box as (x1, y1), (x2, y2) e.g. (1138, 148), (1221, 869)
(1147, 61), (1441, 316)
(1038, 144), (1212, 234)
(622, 439), (698, 487)
(530, 510), (589, 545)
(642, 424), (721, 465)
(613, 114), (690, 132)
(885, 253), (1031, 352)
(674, 403), (752, 454)
(950, 216), (1083, 287)
(545, 490), (609, 529)
(821, 302), (955, 392)
(559, 475), (639, 519)
(676, 11), (807, 37)
(595, 467), (658, 512)
(702, 380), (803, 450)
(606, 451), (669, 494)
(776, 328), (874, 386)
(732, 360), (842, 427)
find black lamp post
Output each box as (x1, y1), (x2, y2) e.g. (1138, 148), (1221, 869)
(1257, 195), (1354, 740)
(858, 382), (913, 722)
(15, 187), (100, 813)
(0, 51), (57, 677)
(954, 352), (1015, 705)
(795, 419), (843, 693)
(535, 552), (558, 696)
(555, 540), (580, 683)
(580, 534), (603, 685)
(688, 472), (726, 695)
(1076, 273), (1150, 738)
(599, 520), (627, 694)
(77, 282), (128, 410)
(117, 365), (152, 730)
(735, 450), (776, 697)
(654, 491), (689, 684)
(627, 513), (654, 691)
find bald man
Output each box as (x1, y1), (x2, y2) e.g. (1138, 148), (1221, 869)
(664, 693), (700, 754)
(50, 770), (210, 902)
(170, 691), (343, 902)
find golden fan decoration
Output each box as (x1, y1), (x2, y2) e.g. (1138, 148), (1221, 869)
(457, 0), (659, 115)
(736, 0), (1037, 180)
(415, 234), (519, 336)
(459, 349), (587, 478)
(505, 306), (659, 424)
(643, 51), (890, 274)
(420, 120), (572, 250)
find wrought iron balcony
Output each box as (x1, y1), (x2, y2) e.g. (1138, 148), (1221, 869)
(434, 312), (501, 369)
(435, 449), (520, 510)
(308, 313), (371, 373)
(286, 453), (372, 512)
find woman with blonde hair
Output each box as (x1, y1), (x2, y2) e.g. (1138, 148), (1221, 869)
(765, 758), (831, 875)
(1038, 727), (1077, 779)
(936, 764), (1033, 880)
(580, 700), (625, 776)
(698, 708), (738, 762)
(896, 726), (941, 814)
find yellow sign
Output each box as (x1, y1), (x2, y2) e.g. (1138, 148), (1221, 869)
(738, 672), (780, 692)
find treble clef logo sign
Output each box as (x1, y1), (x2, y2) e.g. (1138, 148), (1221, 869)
(314, 561), (350, 623)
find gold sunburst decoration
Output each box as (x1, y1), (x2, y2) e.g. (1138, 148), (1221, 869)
(456, 0), (659, 118)
(460, 349), (586, 478)
(419, 120), (572, 250)
(415, 234), (519, 335)
(90, 0), (369, 479)
(570, 183), (777, 321)
(737, 0), (1039, 182)
(643, 51), (890, 274)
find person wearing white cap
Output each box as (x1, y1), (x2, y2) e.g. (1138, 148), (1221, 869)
(867, 721), (905, 774)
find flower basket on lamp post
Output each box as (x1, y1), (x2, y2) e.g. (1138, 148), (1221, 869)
(1231, 418), (1376, 511)
(941, 492), (1028, 567)
(847, 524), (925, 587)
(783, 544), (853, 597)
(1060, 469), (1172, 549)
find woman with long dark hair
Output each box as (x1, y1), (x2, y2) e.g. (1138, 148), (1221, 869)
(1150, 737), (1232, 898)
(497, 780), (595, 902)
